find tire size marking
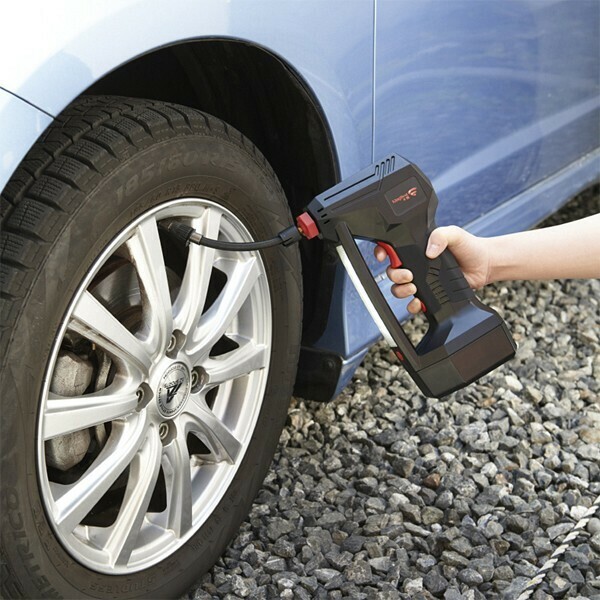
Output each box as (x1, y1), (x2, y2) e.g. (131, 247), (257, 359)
(88, 577), (156, 595)
(116, 151), (200, 201)
(3, 488), (59, 598)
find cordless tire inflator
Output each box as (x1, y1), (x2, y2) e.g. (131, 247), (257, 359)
(163, 154), (517, 398)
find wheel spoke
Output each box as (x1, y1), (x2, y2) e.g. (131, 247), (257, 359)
(163, 433), (193, 537)
(126, 217), (173, 358)
(105, 426), (162, 567)
(184, 396), (242, 464)
(187, 257), (261, 363)
(204, 339), (268, 388)
(43, 386), (139, 440)
(173, 209), (222, 336)
(50, 415), (148, 536)
(70, 291), (152, 376)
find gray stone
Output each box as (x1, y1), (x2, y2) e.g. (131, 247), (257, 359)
(539, 506), (556, 527)
(506, 514), (529, 533)
(547, 523), (573, 540)
(392, 457), (415, 478)
(399, 503), (422, 524)
(470, 557), (494, 582)
(443, 589), (464, 600)
(423, 570), (449, 594)
(548, 573), (571, 596)
(264, 556), (287, 574)
(504, 374), (524, 392)
(344, 560), (372, 584)
(273, 572), (298, 591)
(458, 568), (484, 585)
(422, 506), (444, 525)
(273, 539), (296, 558)
(441, 550), (469, 568)
(355, 476), (379, 495)
(587, 517), (600, 534)
(369, 556), (391, 573)
(533, 536), (552, 555)
(299, 576), (319, 594)
(501, 576), (530, 599)
(403, 578), (423, 594)
(313, 568), (340, 584)
(231, 575), (258, 598)
(416, 555), (437, 571)
(530, 422), (552, 444)
(267, 518), (296, 542)
(325, 550), (352, 570)
(494, 565), (514, 580)
(436, 490), (454, 510)
(459, 422), (488, 444)
(341, 535), (365, 554)
(317, 511), (346, 528)
(450, 536), (473, 557)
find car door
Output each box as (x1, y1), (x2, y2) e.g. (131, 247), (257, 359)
(374, 0), (600, 228)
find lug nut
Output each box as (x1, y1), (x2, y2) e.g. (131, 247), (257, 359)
(159, 422), (169, 440)
(167, 334), (177, 353)
(191, 367), (208, 391)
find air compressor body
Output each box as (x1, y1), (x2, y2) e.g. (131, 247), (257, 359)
(299, 154), (517, 398)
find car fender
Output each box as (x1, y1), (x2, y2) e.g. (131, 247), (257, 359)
(0, 1), (374, 186)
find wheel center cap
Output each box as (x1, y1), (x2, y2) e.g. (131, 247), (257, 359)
(157, 362), (191, 418)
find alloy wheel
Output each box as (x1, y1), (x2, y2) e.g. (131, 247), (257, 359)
(37, 198), (272, 574)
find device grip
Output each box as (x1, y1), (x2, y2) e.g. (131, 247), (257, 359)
(401, 243), (474, 318)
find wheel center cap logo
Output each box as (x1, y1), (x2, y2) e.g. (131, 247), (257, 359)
(157, 363), (191, 417)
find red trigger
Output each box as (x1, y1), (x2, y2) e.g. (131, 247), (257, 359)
(377, 241), (402, 269)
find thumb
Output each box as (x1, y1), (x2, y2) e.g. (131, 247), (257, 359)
(426, 225), (464, 259)
(426, 227), (449, 258)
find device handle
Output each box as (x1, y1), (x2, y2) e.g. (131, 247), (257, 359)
(376, 240), (472, 317)
(337, 219), (517, 399)
(388, 237), (474, 320)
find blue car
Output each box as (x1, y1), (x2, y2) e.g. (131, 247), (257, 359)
(1, 2), (598, 597)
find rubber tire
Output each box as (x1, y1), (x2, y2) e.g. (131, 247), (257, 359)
(0, 96), (302, 599)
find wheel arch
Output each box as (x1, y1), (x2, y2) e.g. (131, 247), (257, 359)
(85, 39), (339, 352)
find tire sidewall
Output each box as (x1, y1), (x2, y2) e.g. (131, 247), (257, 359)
(1, 133), (301, 598)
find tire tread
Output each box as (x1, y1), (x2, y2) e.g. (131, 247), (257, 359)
(0, 97), (234, 355)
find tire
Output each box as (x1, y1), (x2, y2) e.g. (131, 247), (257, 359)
(0, 96), (302, 599)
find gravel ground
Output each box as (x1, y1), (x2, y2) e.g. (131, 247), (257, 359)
(186, 188), (600, 600)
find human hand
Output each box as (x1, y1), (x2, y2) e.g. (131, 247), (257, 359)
(374, 226), (492, 314)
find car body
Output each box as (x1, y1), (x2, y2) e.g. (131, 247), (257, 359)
(1, 1), (598, 597)
(1, 0), (599, 400)
(2, 0), (598, 402)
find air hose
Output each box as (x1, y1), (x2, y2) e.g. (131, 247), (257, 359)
(159, 214), (318, 251)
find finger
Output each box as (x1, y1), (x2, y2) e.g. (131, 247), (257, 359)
(386, 267), (413, 285)
(407, 297), (423, 314)
(374, 245), (387, 262)
(391, 282), (417, 299)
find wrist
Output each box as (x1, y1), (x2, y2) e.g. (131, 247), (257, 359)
(484, 236), (503, 285)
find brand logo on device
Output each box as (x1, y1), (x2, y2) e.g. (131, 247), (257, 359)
(391, 187), (418, 204)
